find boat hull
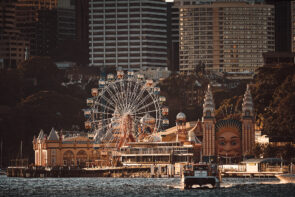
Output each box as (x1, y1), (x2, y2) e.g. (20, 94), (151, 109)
(182, 176), (220, 189)
(276, 174), (295, 183)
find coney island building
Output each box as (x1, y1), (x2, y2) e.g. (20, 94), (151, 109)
(33, 84), (255, 167)
(157, 84), (255, 164)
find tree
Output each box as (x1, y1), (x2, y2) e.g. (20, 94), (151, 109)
(252, 143), (265, 158)
(252, 64), (295, 140)
(0, 69), (24, 106)
(2, 90), (85, 164)
(18, 56), (63, 93)
(263, 145), (278, 158)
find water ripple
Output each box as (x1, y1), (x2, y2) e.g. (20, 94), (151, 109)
(0, 175), (294, 197)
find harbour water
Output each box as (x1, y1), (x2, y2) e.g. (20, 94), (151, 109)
(0, 175), (294, 197)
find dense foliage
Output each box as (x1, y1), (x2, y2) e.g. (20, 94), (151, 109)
(252, 64), (295, 141)
(0, 57), (86, 166)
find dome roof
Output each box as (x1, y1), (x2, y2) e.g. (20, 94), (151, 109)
(140, 113), (155, 124)
(176, 112), (186, 120)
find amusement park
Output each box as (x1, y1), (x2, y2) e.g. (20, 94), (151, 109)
(32, 69), (201, 170)
(13, 67), (262, 180)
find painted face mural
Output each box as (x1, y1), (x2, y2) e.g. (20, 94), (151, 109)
(216, 127), (241, 158)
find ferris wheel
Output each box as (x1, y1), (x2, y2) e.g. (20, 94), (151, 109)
(84, 70), (169, 148)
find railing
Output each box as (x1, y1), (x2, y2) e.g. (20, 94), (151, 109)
(9, 159), (29, 168)
(262, 166), (289, 173)
(120, 148), (193, 155)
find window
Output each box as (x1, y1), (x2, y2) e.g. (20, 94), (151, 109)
(206, 111), (211, 117)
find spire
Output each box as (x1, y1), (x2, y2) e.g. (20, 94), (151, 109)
(37, 129), (44, 140)
(203, 84), (215, 118)
(48, 128), (59, 141)
(242, 84), (253, 117)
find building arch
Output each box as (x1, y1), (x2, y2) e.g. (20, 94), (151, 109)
(63, 150), (74, 166)
(76, 150), (88, 167)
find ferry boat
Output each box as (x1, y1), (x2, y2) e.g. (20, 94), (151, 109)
(0, 168), (6, 175)
(181, 163), (221, 189)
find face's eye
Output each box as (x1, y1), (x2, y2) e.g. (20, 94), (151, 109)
(219, 141), (225, 146)
(231, 141), (237, 145)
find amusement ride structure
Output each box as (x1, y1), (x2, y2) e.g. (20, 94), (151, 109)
(84, 70), (169, 151)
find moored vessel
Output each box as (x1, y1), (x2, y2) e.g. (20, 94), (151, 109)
(181, 163), (221, 189)
(0, 168), (6, 175)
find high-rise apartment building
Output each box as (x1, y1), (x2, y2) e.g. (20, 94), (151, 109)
(89, 0), (168, 70)
(15, 0), (59, 56)
(0, 0), (29, 68)
(175, 0), (275, 75)
(167, 1), (179, 71)
(57, 0), (76, 41)
(76, 0), (89, 41)
(291, 1), (295, 53)
(34, 8), (57, 56)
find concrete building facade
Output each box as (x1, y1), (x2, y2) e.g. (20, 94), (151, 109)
(0, 1), (29, 68)
(291, 1), (295, 53)
(57, 0), (76, 41)
(88, 0), (168, 70)
(33, 129), (96, 167)
(175, 0), (275, 76)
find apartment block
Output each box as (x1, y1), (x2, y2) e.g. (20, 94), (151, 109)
(89, 0), (168, 70)
(0, 1), (29, 68)
(175, 0), (275, 76)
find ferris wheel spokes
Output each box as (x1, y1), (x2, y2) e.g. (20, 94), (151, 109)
(135, 99), (158, 113)
(129, 79), (141, 104)
(129, 85), (149, 112)
(94, 100), (116, 114)
(125, 80), (134, 110)
(86, 71), (166, 148)
(131, 109), (159, 117)
(131, 91), (155, 112)
(103, 84), (123, 109)
(98, 92), (117, 110)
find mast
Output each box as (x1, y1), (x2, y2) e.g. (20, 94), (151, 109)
(20, 140), (23, 159)
(0, 138), (2, 168)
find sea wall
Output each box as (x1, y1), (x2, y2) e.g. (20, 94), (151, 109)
(6, 166), (174, 178)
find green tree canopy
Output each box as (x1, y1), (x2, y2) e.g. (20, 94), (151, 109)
(252, 64), (295, 141)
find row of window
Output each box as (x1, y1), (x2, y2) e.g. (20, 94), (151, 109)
(92, 59), (166, 64)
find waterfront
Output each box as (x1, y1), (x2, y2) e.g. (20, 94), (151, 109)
(0, 175), (294, 197)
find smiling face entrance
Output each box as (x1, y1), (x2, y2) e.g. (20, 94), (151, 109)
(216, 127), (241, 158)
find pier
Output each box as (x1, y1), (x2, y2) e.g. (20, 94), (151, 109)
(6, 164), (179, 178)
(7, 166), (152, 178)
(222, 171), (284, 178)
